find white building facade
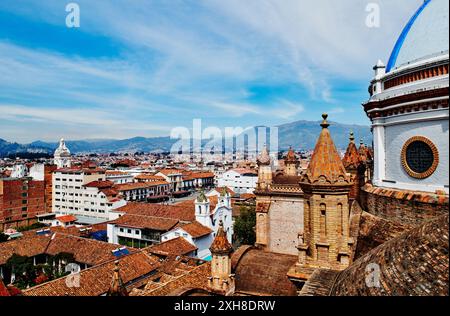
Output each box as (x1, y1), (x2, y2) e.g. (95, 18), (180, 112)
(52, 168), (125, 223)
(217, 168), (258, 194)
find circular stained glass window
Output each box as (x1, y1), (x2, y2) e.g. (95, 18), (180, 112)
(401, 136), (439, 179)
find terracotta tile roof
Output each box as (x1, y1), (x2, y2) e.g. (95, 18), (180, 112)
(111, 214), (179, 232)
(85, 180), (114, 188)
(0, 235), (50, 265)
(210, 221), (232, 254)
(157, 169), (183, 176)
(56, 215), (77, 223)
(180, 222), (213, 238)
(301, 114), (351, 185)
(135, 174), (165, 181)
(214, 186), (235, 196)
(0, 232), (127, 266)
(45, 233), (131, 266)
(147, 237), (197, 257)
(232, 248), (298, 296)
(115, 202), (195, 222)
(49, 223), (107, 237)
(342, 132), (361, 169)
(362, 183), (449, 206)
(23, 252), (160, 296)
(188, 172), (215, 179)
(331, 214), (449, 296)
(131, 260), (211, 296)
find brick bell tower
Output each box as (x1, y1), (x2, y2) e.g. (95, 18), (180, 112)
(254, 145), (273, 250)
(297, 114), (354, 270)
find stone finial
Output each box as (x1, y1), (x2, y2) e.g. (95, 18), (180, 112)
(349, 131), (355, 143)
(320, 113), (330, 129)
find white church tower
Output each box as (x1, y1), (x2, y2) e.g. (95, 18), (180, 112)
(195, 190), (212, 229)
(54, 138), (71, 169)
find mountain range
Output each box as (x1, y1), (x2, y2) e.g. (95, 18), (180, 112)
(0, 120), (372, 157)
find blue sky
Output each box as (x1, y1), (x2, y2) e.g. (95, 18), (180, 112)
(0, 0), (423, 142)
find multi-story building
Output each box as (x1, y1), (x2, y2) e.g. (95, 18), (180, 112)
(52, 168), (126, 224)
(107, 190), (233, 260)
(105, 170), (134, 184)
(217, 168), (258, 194)
(114, 181), (170, 202)
(0, 177), (46, 230)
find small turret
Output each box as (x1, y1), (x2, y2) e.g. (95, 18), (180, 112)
(256, 145), (272, 190)
(208, 220), (235, 295)
(284, 146), (299, 176)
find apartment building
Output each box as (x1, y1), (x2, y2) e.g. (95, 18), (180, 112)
(52, 168), (126, 224)
(216, 168), (258, 194)
(0, 177), (46, 230)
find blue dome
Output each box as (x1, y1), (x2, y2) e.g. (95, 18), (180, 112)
(386, 0), (449, 72)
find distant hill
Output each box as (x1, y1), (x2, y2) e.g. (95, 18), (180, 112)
(277, 120), (372, 150)
(0, 120), (372, 157)
(0, 138), (52, 157)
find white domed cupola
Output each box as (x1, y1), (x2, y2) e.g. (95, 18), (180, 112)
(54, 138), (72, 169)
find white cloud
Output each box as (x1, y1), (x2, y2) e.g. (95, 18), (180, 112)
(0, 0), (425, 142)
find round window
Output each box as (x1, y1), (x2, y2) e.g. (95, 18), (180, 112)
(401, 136), (439, 179)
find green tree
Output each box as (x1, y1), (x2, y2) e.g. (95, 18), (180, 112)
(234, 205), (256, 246)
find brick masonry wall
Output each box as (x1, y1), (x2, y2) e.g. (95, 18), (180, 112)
(0, 178), (46, 229)
(267, 197), (304, 256)
(360, 185), (449, 226)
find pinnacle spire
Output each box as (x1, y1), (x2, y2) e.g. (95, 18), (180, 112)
(257, 144), (271, 166)
(301, 114), (350, 185)
(210, 220), (233, 254)
(107, 260), (128, 296)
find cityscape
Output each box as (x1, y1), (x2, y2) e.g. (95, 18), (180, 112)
(0, 0), (448, 303)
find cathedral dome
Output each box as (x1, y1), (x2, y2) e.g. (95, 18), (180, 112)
(54, 138), (71, 158)
(386, 0), (449, 72)
(329, 214), (449, 296)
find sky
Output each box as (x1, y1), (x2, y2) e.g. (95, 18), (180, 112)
(0, 0), (423, 143)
